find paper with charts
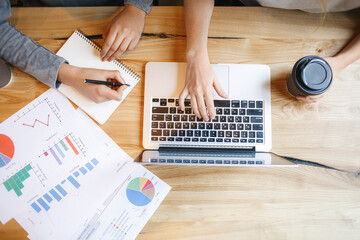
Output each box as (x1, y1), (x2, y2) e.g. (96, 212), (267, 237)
(0, 89), (171, 239)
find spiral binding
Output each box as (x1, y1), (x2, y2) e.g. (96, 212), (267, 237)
(75, 29), (140, 81)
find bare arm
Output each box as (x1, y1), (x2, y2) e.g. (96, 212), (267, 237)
(179, 0), (227, 121)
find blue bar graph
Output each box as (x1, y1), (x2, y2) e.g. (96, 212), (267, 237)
(49, 189), (62, 202)
(91, 158), (99, 166)
(55, 184), (68, 197)
(55, 144), (65, 158)
(31, 202), (41, 213)
(79, 167), (87, 175)
(73, 171), (80, 178)
(37, 198), (50, 211)
(43, 193), (53, 203)
(67, 176), (80, 189)
(31, 158), (100, 213)
(85, 162), (94, 171)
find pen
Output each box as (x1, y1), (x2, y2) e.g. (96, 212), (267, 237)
(84, 79), (130, 87)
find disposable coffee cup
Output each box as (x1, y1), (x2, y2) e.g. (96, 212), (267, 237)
(0, 60), (12, 88)
(287, 56), (332, 97)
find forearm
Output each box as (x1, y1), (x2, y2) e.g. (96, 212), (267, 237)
(334, 33), (360, 70)
(124, 0), (153, 14)
(0, 21), (66, 88)
(184, 0), (214, 60)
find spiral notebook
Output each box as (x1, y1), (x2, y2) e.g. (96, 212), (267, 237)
(56, 30), (140, 124)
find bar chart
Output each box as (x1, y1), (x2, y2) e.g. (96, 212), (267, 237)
(3, 164), (32, 197)
(30, 158), (99, 213)
(41, 133), (82, 165)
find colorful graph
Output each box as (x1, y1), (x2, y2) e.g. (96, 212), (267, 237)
(30, 158), (99, 213)
(0, 134), (15, 168)
(3, 164), (32, 197)
(126, 177), (155, 206)
(42, 135), (80, 165)
(23, 114), (50, 128)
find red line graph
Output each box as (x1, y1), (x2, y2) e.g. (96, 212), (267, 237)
(23, 114), (50, 128)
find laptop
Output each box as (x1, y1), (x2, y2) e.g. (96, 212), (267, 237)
(138, 62), (296, 167)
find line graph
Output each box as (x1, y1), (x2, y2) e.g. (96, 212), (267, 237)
(14, 98), (61, 124)
(23, 114), (50, 128)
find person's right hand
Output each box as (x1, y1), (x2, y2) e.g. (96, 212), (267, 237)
(179, 56), (228, 121)
(57, 63), (127, 103)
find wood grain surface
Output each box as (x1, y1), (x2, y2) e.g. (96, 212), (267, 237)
(0, 6), (360, 240)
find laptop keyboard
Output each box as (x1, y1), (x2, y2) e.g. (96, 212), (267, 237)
(150, 98), (264, 144)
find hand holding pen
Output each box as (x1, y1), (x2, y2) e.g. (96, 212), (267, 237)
(84, 79), (130, 87)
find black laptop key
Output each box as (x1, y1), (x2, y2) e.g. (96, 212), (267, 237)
(199, 123), (205, 129)
(210, 131), (216, 137)
(151, 129), (162, 136)
(191, 160), (198, 163)
(245, 124), (251, 130)
(153, 98), (159, 102)
(216, 108), (223, 115)
(232, 139), (239, 143)
(167, 122), (174, 129)
(226, 131), (232, 137)
(175, 99), (179, 106)
(187, 130), (193, 137)
(152, 122), (158, 128)
(241, 100), (247, 108)
(216, 138), (224, 142)
(160, 137), (166, 141)
(230, 124), (236, 130)
(257, 132), (263, 138)
(247, 109), (263, 115)
(224, 109), (230, 115)
(197, 117), (203, 122)
(215, 160), (222, 164)
(181, 115), (188, 121)
(168, 98), (175, 103)
(249, 131), (255, 138)
(231, 100), (240, 108)
(183, 122), (190, 129)
(235, 116), (242, 123)
(175, 159), (182, 163)
(185, 108), (192, 114)
(231, 109), (238, 115)
(184, 138), (191, 142)
(167, 159), (174, 163)
(165, 115), (172, 121)
(173, 115), (180, 121)
(241, 131), (247, 138)
(214, 123), (221, 129)
(251, 117), (263, 123)
(253, 124), (263, 130)
(237, 124), (244, 130)
(233, 131), (240, 138)
(220, 116), (227, 122)
(200, 160), (206, 164)
(214, 100), (230, 107)
(200, 138), (207, 142)
(222, 123), (228, 130)
(192, 138), (199, 142)
(152, 107), (168, 113)
(160, 99), (167, 106)
(171, 130), (178, 136)
(208, 160), (214, 164)
(185, 99), (191, 106)
(239, 109), (246, 115)
(195, 130), (201, 137)
(243, 116), (250, 123)
(248, 139), (255, 143)
(175, 122), (182, 129)
(249, 101), (255, 108)
(151, 137), (158, 141)
(227, 116), (234, 122)
(189, 115), (196, 121)
(202, 131), (209, 137)
(177, 109), (184, 114)
(176, 137), (183, 142)
(159, 122), (166, 128)
(179, 130), (185, 136)
(218, 131), (224, 137)
(191, 123), (197, 129)
(240, 139), (247, 143)
(225, 138), (231, 143)
(170, 107), (176, 114)
(256, 101), (263, 108)
(152, 114), (164, 121)
(163, 130), (170, 136)
(206, 123), (213, 129)
(167, 137), (174, 141)
(256, 139), (263, 143)
(212, 116), (219, 122)
(208, 138), (215, 142)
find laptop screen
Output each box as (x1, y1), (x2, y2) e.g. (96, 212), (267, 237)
(135, 149), (296, 167)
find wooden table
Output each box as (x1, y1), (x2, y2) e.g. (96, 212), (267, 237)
(1, 6), (360, 240)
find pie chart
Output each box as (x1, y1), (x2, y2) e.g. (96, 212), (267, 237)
(0, 134), (15, 168)
(126, 177), (155, 206)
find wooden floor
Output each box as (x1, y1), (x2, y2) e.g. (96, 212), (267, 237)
(0, 6), (360, 240)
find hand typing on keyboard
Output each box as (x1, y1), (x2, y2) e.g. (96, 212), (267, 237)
(178, 58), (228, 121)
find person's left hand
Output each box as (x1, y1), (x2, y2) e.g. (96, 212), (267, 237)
(100, 4), (145, 62)
(296, 56), (340, 103)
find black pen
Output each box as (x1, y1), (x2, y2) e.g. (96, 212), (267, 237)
(84, 79), (130, 87)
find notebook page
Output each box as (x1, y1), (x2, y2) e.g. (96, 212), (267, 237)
(56, 30), (140, 124)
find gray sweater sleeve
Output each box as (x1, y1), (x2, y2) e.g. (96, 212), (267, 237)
(125, 0), (153, 14)
(0, 0), (66, 89)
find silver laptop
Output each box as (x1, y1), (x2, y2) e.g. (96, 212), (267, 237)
(139, 62), (295, 167)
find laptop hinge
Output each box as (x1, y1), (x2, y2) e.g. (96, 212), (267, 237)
(158, 146), (255, 152)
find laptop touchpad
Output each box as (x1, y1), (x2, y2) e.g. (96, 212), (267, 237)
(212, 65), (229, 99)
